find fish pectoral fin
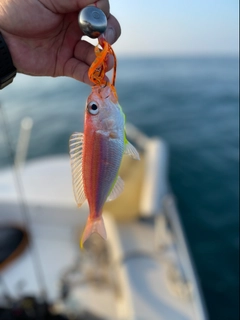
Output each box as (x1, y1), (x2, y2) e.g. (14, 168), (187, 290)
(80, 216), (107, 248)
(107, 176), (124, 202)
(69, 132), (86, 207)
(124, 140), (140, 160)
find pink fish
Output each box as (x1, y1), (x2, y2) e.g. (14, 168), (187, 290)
(69, 84), (140, 247)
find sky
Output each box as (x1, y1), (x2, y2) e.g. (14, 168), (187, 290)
(109, 0), (239, 56)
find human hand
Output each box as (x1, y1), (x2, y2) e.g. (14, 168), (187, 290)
(0, 0), (121, 85)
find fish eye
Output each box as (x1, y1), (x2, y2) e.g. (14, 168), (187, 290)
(87, 101), (99, 115)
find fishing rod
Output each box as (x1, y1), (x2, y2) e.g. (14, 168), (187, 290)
(0, 102), (48, 301)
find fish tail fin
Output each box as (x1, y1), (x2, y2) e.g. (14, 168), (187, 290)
(80, 215), (107, 249)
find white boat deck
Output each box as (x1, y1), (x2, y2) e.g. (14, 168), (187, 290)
(0, 155), (208, 320)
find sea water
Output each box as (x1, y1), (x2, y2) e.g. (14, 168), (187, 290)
(0, 57), (239, 320)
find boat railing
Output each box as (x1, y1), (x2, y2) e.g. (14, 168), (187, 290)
(126, 123), (208, 320)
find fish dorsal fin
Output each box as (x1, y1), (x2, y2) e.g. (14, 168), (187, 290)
(124, 140), (140, 160)
(107, 176), (124, 202)
(69, 132), (86, 207)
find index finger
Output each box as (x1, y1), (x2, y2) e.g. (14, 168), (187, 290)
(41, 0), (110, 16)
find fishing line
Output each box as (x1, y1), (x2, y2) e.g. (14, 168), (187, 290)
(0, 103), (48, 300)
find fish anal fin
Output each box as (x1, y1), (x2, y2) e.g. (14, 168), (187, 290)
(124, 140), (140, 160)
(107, 176), (124, 202)
(80, 215), (107, 248)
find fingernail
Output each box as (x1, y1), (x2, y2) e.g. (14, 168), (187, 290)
(104, 27), (115, 44)
(106, 53), (114, 70)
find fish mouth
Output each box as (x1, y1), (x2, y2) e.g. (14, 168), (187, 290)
(91, 83), (116, 102)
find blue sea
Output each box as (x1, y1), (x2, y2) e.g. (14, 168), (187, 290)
(0, 57), (239, 320)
